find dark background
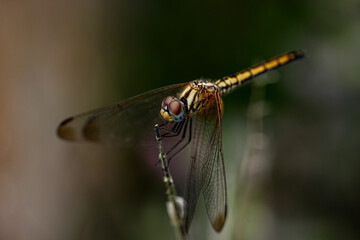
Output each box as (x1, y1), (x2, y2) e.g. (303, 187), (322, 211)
(1, 1), (359, 239)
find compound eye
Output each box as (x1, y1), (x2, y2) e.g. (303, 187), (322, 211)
(168, 100), (183, 115)
(162, 96), (173, 108)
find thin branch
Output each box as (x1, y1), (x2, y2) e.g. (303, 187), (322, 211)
(155, 124), (188, 240)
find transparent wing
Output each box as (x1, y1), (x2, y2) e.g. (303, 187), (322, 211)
(184, 91), (227, 232)
(57, 83), (187, 146)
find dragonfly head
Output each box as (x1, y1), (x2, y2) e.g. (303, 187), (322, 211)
(160, 96), (185, 123)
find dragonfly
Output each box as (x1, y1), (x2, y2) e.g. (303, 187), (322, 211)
(57, 50), (304, 233)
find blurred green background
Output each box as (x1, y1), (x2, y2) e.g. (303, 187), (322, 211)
(1, 1), (359, 239)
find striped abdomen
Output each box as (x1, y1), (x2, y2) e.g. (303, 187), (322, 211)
(215, 50), (304, 95)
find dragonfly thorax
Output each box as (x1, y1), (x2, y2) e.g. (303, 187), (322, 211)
(179, 80), (221, 114)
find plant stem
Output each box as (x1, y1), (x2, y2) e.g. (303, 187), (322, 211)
(155, 124), (188, 240)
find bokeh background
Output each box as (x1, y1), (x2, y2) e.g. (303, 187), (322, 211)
(1, 1), (359, 239)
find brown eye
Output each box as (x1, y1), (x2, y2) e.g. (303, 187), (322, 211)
(169, 100), (183, 115)
(162, 96), (173, 107)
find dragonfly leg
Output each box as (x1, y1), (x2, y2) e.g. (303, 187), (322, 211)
(165, 119), (188, 155)
(154, 119), (192, 166)
(154, 122), (185, 167)
(166, 118), (193, 165)
(157, 121), (184, 139)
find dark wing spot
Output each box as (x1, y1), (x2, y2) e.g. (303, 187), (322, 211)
(212, 204), (227, 232)
(57, 117), (77, 140)
(59, 117), (74, 127)
(82, 116), (100, 141)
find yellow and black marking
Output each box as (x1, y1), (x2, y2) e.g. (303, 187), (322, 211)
(215, 50), (305, 95)
(165, 50), (304, 122)
(179, 81), (220, 115)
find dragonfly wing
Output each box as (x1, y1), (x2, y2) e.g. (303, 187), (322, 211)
(57, 83), (187, 146)
(184, 91), (227, 232)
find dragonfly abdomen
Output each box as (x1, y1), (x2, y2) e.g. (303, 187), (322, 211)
(215, 50), (305, 95)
